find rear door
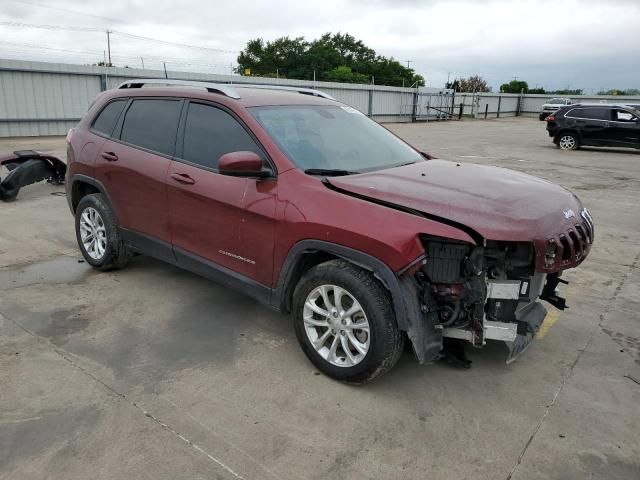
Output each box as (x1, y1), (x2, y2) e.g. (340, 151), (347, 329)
(608, 108), (640, 147)
(565, 107), (610, 144)
(168, 101), (277, 284)
(95, 98), (182, 254)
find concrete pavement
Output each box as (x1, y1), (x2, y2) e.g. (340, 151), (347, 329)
(1, 119), (638, 479)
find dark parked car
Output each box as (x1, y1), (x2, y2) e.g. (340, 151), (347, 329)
(66, 79), (593, 383)
(546, 103), (640, 150)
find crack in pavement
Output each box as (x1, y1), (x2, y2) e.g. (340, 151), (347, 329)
(505, 249), (640, 480)
(0, 310), (284, 480)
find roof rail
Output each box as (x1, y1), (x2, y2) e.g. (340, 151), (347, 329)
(232, 83), (335, 100)
(116, 78), (335, 100)
(117, 79), (240, 99)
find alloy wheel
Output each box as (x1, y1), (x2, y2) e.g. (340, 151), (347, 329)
(79, 206), (107, 260)
(559, 135), (577, 150)
(303, 284), (370, 367)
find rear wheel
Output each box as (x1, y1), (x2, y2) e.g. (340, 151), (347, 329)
(75, 193), (130, 271)
(292, 260), (405, 384)
(558, 133), (579, 150)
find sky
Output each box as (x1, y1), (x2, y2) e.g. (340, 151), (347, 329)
(1, 0), (639, 92)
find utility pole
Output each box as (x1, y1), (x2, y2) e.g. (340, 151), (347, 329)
(141, 57), (145, 69)
(405, 60), (413, 69)
(163, 62), (168, 79)
(106, 30), (112, 66)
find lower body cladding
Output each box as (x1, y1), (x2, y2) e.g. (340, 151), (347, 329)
(405, 239), (567, 365)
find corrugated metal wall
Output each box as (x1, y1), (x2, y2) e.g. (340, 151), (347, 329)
(0, 59), (450, 137)
(2, 59), (639, 137)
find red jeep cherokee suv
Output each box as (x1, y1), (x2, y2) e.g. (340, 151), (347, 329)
(66, 79), (593, 383)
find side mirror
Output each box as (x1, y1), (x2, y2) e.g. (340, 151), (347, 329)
(218, 151), (272, 178)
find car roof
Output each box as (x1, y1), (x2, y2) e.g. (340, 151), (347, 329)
(102, 80), (340, 108)
(561, 103), (636, 109)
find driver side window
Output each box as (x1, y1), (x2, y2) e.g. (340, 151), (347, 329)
(180, 102), (264, 170)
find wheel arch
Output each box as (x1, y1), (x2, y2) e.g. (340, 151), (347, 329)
(272, 240), (409, 331)
(554, 128), (582, 143)
(69, 174), (116, 220)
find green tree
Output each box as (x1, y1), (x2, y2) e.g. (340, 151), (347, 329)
(236, 32), (424, 87)
(528, 87), (546, 94)
(324, 66), (369, 84)
(597, 88), (640, 96)
(500, 80), (529, 93)
(548, 88), (583, 95)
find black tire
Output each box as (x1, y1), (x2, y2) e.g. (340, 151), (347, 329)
(539, 113), (547, 121)
(75, 193), (130, 271)
(292, 260), (405, 384)
(557, 132), (579, 151)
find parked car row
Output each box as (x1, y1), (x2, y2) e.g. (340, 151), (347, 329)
(546, 103), (640, 150)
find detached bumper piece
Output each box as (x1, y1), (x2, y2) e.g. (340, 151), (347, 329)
(0, 150), (66, 202)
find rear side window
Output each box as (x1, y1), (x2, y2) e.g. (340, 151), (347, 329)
(181, 102), (263, 170)
(566, 108), (609, 120)
(92, 100), (127, 137)
(120, 99), (182, 156)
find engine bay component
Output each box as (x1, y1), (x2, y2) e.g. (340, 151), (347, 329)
(417, 236), (568, 365)
(0, 150), (66, 202)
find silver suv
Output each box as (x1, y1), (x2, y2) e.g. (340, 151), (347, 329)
(539, 98), (572, 120)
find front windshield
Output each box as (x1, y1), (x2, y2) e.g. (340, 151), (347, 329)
(548, 98), (565, 104)
(249, 105), (423, 172)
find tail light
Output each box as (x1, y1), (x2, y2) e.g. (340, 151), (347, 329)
(546, 115), (555, 122)
(65, 128), (75, 144)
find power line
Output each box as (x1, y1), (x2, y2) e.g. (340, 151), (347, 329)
(0, 21), (239, 54)
(0, 41), (235, 71)
(0, 21), (101, 32)
(111, 30), (237, 54)
(6, 0), (122, 23)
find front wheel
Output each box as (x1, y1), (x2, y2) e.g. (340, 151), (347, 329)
(557, 133), (579, 150)
(292, 260), (405, 384)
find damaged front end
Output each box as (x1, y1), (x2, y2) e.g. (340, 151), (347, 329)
(0, 150), (66, 202)
(407, 227), (591, 365)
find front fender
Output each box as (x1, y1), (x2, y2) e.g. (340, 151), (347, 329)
(273, 239), (442, 364)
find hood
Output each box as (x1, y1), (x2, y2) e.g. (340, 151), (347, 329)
(327, 160), (584, 243)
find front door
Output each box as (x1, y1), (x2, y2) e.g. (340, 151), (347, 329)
(168, 101), (277, 285)
(608, 108), (640, 147)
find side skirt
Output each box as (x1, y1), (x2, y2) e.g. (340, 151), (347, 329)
(119, 227), (273, 307)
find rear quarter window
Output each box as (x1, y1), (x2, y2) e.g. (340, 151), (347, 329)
(91, 99), (127, 137)
(120, 99), (182, 156)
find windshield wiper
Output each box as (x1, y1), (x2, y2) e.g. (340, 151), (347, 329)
(304, 168), (359, 176)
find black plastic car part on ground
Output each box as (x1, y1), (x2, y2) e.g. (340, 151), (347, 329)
(546, 104), (640, 150)
(0, 150), (66, 201)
